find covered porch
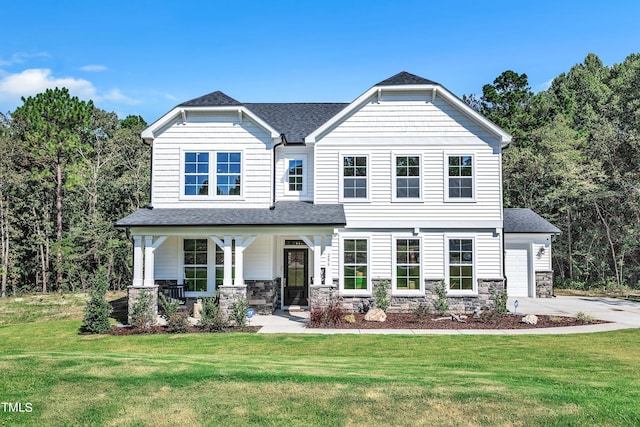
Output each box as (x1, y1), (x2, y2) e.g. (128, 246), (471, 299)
(115, 202), (346, 321)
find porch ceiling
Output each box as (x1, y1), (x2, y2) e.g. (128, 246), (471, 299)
(115, 201), (346, 228)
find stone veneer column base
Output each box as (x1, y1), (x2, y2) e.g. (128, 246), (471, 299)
(218, 285), (248, 321)
(309, 284), (338, 310)
(535, 271), (554, 298)
(246, 279), (281, 314)
(127, 285), (158, 325)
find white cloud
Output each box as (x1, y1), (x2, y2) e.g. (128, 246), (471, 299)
(0, 52), (50, 67)
(99, 88), (140, 105)
(535, 78), (554, 92)
(80, 64), (107, 72)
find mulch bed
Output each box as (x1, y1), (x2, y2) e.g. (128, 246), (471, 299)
(313, 313), (607, 329)
(107, 325), (261, 335)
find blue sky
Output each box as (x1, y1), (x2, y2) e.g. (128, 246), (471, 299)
(1, 0), (639, 122)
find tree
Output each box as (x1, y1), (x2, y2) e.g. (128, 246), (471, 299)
(80, 265), (112, 333)
(12, 88), (93, 292)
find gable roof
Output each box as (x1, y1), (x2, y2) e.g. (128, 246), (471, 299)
(115, 202), (346, 227)
(375, 71), (439, 86)
(141, 71), (512, 145)
(504, 208), (561, 234)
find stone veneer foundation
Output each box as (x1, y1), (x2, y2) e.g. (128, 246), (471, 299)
(217, 285), (248, 320)
(127, 285), (158, 325)
(246, 279), (281, 314)
(310, 278), (506, 314)
(535, 271), (554, 298)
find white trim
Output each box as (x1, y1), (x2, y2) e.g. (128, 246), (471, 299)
(391, 152), (423, 202)
(305, 85), (511, 145)
(443, 153), (476, 203)
(283, 154), (308, 197)
(339, 235), (371, 296)
(141, 106), (280, 141)
(180, 237), (216, 298)
(444, 234), (477, 296)
(391, 235), (424, 295)
(179, 148), (245, 201)
(339, 153), (370, 203)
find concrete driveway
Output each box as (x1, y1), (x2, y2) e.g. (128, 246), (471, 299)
(507, 296), (640, 327)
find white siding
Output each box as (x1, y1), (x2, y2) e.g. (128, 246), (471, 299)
(505, 234), (553, 272)
(275, 145), (314, 201)
(244, 235), (275, 279)
(151, 111), (274, 208)
(313, 91), (502, 226)
(154, 236), (179, 280)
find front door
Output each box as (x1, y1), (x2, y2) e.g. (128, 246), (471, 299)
(284, 249), (308, 306)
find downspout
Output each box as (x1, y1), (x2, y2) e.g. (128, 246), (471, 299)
(144, 138), (153, 209)
(270, 133), (287, 210)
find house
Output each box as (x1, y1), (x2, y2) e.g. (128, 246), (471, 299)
(116, 71), (560, 320)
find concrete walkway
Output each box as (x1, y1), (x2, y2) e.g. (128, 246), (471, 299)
(250, 296), (640, 335)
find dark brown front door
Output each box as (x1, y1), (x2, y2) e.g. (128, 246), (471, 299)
(284, 249), (308, 306)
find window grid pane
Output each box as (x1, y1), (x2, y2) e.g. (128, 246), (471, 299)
(396, 239), (420, 290)
(448, 155), (473, 198)
(343, 156), (367, 198)
(449, 239), (473, 291)
(288, 159), (304, 191)
(184, 239), (208, 292)
(396, 156), (420, 198)
(185, 152), (209, 196)
(344, 239), (367, 290)
(216, 152), (241, 196)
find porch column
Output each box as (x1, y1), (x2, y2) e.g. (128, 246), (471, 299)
(234, 237), (244, 286)
(132, 236), (143, 286)
(143, 236), (155, 286)
(324, 237), (333, 286)
(313, 236), (322, 286)
(223, 235), (233, 286)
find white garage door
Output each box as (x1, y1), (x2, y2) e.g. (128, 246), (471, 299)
(505, 247), (530, 297)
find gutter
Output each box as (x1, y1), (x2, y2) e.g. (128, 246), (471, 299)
(270, 134), (287, 210)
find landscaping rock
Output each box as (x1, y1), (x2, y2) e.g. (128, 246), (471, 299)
(521, 314), (538, 325)
(364, 308), (387, 322)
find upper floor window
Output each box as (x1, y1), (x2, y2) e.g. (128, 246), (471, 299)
(184, 152), (209, 196)
(342, 155), (367, 199)
(288, 159), (304, 192)
(448, 238), (474, 292)
(216, 152), (241, 196)
(395, 155), (421, 199)
(447, 155), (473, 200)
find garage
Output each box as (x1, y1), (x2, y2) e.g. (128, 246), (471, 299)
(504, 209), (561, 298)
(505, 245), (531, 297)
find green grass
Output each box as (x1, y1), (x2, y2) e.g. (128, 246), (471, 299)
(0, 294), (639, 426)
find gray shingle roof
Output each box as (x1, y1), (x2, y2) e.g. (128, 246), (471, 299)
(179, 91), (242, 107)
(504, 208), (561, 234)
(115, 202), (346, 227)
(245, 103), (348, 143)
(376, 71), (439, 86)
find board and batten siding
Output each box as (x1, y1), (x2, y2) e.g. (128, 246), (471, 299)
(151, 111), (274, 209)
(313, 92), (502, 226)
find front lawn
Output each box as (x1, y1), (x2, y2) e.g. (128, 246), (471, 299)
(1, 316), (639, 425)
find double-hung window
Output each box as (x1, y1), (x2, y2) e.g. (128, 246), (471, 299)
(447, 155), (473, 200)
(288, 159), (304, 192)
(216, 152), (241, 196)
(395, 239), (421, 291)
(395, 155), (421, 199)
(184, 153), (209, 196)
(448, 238), (474, 291)
(342, 155), (367, 199)
(183, 151), (242, 198)
(183, 239), (208, 292)
(343, 239), (368, 291)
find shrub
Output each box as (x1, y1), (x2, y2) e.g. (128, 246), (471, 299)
(309, 296), (344, 328)
(229, 295), (250, 327)
(478, 309), (502, 324)
(373, 280), (390, 312)
(199, 296), (227, 332)
(159, 293), (189, 333)
(491, 289), (509, 314)
(432, 281), (449, 316)
(575, 311), (595, 324)
(80, 266), (112, 334)
(130, 290), (155, 329)
(413, 303), (431, 321)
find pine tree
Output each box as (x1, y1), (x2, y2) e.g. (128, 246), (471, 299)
(80, 266), (112, 333)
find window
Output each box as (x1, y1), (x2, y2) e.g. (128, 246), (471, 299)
(395, 239), (421, 291)
(343, 156), (367, 199)
(343, 239), (368, 291)
(214, 242), (235, 287)
(216, 152), (241, 196)
(288, 159), (304, 192)
(395, 155), (420, 199)
(448, 239), (474, 291)
(184, 239), (208, 292)
(447, 155), (473, 199)
(184, 152), (209, 196)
